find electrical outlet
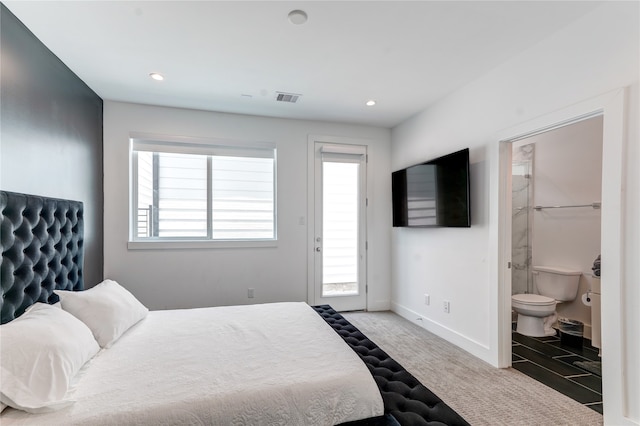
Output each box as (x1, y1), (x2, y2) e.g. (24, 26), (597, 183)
(424, 294), (430, 305)
(443, 300), (450, 313)
(248, 288), (255, 298)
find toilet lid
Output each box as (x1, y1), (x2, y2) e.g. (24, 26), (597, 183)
(512, 294), (555, 305)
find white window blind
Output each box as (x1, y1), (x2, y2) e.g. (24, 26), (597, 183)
(211, 156), (274, 239)
(131, 136), (276, 242)
(157, 153), (208, 238)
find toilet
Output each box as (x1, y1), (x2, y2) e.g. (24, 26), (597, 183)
(512, 266), (581, 337)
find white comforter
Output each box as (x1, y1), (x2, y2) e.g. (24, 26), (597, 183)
(2, 302), (383, 425)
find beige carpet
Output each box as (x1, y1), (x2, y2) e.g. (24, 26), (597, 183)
(342, 311), (604, 426)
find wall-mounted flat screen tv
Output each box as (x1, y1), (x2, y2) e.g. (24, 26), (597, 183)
(392, 148), (470, 228)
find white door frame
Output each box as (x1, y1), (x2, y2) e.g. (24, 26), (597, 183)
(495, 88), (629, 423)
(307, 135), (369, 311)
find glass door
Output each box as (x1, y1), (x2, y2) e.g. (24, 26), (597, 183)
(313, 142), (367, 311)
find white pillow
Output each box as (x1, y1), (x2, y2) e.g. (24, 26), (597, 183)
(56, 279), (148, 348)
(0, 303), (100, 413)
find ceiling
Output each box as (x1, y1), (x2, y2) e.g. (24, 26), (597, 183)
(4, 1), (602, 128)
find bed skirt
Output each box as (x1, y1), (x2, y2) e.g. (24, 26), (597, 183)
(313, 305), (470, 426)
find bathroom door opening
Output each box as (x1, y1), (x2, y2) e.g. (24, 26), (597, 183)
(501, 114), (606, 414)
(497, 89), (627, 422)
(507, 116), (603, 338)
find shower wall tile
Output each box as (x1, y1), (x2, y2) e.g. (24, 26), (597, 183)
(512, 143), (534, 294)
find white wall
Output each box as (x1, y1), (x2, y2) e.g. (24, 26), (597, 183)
(103, 101), (391, 311)
(391, 3), (638, 425)
(526, 117), (603, 337)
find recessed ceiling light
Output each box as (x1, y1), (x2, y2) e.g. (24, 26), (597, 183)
(366, 100), (376, 107)
(149, 72), (164, 81)
(288, 10), (308, 25)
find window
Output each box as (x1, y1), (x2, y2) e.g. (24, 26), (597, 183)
(131, 135), (276, 244)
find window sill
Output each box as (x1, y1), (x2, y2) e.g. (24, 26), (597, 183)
(127, 239), (277, 250)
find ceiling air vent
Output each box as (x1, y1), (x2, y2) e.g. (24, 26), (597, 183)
(275, 92), (301, 103)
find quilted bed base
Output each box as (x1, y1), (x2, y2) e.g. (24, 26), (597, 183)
(313, 305), (470, 426)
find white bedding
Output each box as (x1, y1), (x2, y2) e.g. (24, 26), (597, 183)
(1, 302), (383, 425)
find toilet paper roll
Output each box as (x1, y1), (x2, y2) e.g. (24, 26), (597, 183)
(581, 293), (592, 306)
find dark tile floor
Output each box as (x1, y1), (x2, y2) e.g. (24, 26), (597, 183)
(512, 326), (603, 414)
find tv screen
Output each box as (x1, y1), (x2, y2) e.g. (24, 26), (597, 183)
(392, 148), (470, 227)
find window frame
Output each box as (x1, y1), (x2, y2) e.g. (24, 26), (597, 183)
(128, 133), (277, 249)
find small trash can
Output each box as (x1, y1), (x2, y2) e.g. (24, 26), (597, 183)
(558, 318), (584, 348)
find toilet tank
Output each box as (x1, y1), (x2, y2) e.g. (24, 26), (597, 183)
(532, 266), (581, 301)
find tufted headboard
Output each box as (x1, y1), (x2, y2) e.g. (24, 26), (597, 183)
(1, 191), (84, 324)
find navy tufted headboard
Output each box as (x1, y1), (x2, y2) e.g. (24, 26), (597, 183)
(1, 191), (84, 324)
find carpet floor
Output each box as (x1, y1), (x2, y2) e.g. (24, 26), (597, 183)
(342, 311), (604, 426)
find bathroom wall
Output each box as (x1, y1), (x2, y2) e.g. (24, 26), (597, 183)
(527, 116), (603, 338)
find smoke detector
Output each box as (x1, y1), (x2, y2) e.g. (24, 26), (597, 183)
(288, 10), (308, 25)
(275, 92), (301, 103)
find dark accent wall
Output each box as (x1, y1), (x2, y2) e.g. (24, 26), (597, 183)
(0, 4), (104, 287)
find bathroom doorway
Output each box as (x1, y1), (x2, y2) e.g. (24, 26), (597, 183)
(510, 117), (603, 320)
(508, 117), (604, 413)
(496, 88), (627, 422)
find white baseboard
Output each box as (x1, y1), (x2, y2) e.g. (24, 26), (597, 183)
(391, 302), (495, 365)
(367, 299), (391, 311)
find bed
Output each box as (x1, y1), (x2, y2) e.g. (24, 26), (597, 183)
(0, 190), (468, 425)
